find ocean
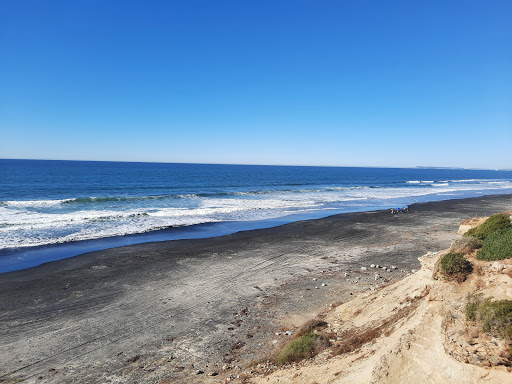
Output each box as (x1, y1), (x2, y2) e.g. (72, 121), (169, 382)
(1, 159), (512, 272)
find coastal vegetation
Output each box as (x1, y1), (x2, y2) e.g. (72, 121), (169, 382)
(466, 295), (512, 341)
(274, 332), (329, 364)
(271, 319), (329, 365)
(477, 227), (512, 261)
(459, 212), (512, 261)
(450, 237), (482, 255)
(464, 213), (511, 240)
(465, 293), (483, 321)
(440, 252), (473, 281)
(461, 213), (512, 362)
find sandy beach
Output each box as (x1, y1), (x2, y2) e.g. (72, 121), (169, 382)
(1, 194), (511, 384)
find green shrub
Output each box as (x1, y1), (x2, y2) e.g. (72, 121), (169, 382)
(466, 302), (478, 321)
(477, 227), (512, 261)
(274, 333), (328, 364)
(450, 237), (483, 255)
(440, 252), (473, 280)
(479, 300), (512, 339)
(464, 213), (511, 240)
(466, 293), (484, 321)
(467, 298), (512, 340)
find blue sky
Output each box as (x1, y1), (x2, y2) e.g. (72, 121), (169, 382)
(1, 1), (511, 169)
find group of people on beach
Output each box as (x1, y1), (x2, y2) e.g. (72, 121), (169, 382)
(391, 206), (409, 214)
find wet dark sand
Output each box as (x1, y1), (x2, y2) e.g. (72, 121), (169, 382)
(0, 194), (510, 383)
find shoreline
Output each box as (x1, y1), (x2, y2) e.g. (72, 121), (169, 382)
(1, 194), (511, 383)
(2, 192), (511, 274)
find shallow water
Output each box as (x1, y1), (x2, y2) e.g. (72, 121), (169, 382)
(1, 159), (512, 272)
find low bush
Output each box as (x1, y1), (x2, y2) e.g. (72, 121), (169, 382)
(450, 237), (482, 255)
(464, 213), (511, 240)
(465, 293), (484, 321)
(440, 252), (473, 281)
(274, 333), (329, 365)
(477, 227), (512, 261)
(479, 300), (512, 339)
(466, 296), (512, 340)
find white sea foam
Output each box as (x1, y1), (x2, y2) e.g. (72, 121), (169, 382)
(1, 179), (512, 250)
(1, 199), (75, 207)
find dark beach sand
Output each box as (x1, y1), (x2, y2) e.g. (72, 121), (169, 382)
(1, 194), (510, 383)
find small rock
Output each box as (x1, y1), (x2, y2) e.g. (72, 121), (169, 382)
(375, 264), (380, 268)
(370, 264), (376, 268)
(321, 283), (327, 287)
(374, 274), (380, 281)
(361, 267), (367, 271)
(490, 261), (506, 272)
(208, 372), (218, 376)
(313, 278), (317, 281)
(285, 331), (293, 336)
(391, 265), (397, 269)
(195, 370), (204, 375)
(472, 354), (484, 363)
(411, 269), (417, 273)
(386, 269), (391, 272)
(315, 286), (319, 289)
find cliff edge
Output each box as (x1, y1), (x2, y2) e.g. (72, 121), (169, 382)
(248, 216), (512, 384)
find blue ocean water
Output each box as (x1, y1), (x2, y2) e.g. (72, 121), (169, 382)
(1, 159), (512, 272)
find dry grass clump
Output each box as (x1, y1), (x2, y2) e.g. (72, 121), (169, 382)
(450, 237), (482, 255)
(460, 217), (487, 226)
(295, 319), (328, 337)
(332, 325), (383, 356)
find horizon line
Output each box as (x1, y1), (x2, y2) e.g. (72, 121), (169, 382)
(0, 158), (509, 172)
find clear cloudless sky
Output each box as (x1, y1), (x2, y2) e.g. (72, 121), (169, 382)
(0, 0), (511, 169)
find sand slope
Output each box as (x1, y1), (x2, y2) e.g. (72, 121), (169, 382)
(250, 245), (512, 383)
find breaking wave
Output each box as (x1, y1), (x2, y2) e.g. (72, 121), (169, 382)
(1, 178), (512, 250)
